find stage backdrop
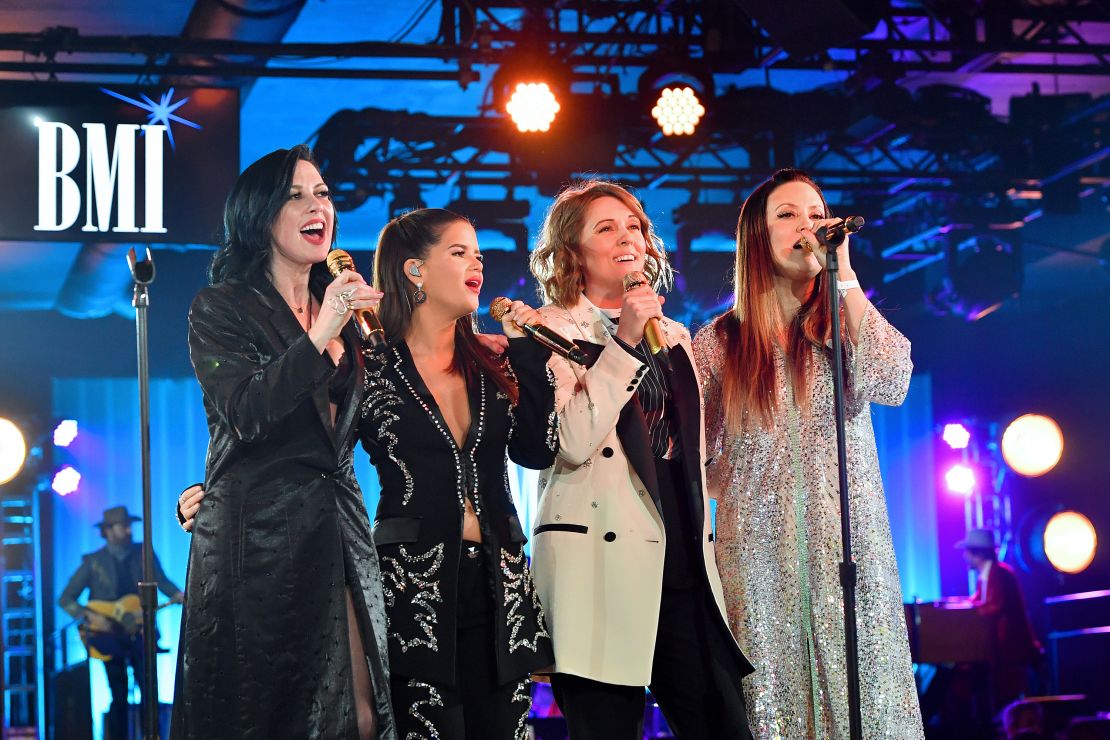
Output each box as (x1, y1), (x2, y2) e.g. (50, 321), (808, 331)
(51, 371), (936, 737)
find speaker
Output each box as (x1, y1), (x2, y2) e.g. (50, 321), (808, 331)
(733, 0), (884, 58)
(51, 663), (93, 740)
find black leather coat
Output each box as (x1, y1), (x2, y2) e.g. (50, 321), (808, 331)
(171, 272), (396, 740)
(361, 338), (557, 686)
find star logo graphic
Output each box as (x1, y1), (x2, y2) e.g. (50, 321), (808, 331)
(99, 87), (202, 150)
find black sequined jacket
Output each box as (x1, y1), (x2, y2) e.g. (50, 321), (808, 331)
(360, 338), (557, 686)
(172, 271), (396, 740)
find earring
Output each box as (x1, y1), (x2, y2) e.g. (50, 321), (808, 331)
(413, 282), (427, 305)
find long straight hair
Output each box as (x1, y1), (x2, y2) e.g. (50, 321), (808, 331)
(372, 208), (517, 402)
(714, 168), (836, 432)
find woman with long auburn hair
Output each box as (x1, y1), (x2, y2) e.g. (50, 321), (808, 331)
(692, 168), (923, 736)
(529, 180), (754, 739)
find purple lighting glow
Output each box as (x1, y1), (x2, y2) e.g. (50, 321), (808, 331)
(942, 422), (971, 450)
(945, 464), (976, 496)
(51, 466), (81, 496)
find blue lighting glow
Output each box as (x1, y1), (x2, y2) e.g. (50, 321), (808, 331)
(99, 86), (202, 150)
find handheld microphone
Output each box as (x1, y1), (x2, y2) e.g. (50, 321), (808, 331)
(325, 249), (386, 350)
(621, 271), (670, 368)
(814, 216), (865, 247)
(489, 297), (588, 366)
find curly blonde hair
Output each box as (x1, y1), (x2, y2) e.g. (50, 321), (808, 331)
(530, 180), (672, 308)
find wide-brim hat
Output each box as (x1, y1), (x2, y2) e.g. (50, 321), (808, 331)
(95, 505), (141, 528)
(955, 528), (996, 550)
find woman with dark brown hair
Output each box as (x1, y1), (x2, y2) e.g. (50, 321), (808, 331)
(693, 168), (923, 737)
(360, 207), (556, 739)
(528, 180), (753, 739)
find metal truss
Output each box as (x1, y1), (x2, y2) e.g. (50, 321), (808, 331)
(1, 2), (1107, 79)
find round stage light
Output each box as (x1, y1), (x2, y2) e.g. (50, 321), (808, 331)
(505, 83), (561, 133)
(1043, 511), (1097, 574)
(942, 422), (971, 450)
(944, 464), (976, 496)
(1002, 414), (1063, 477)
(651, 86), (705, 136)
(51, 465), (81, 496)
(0, 418), (28, 484)
(54, 419), (78, 448)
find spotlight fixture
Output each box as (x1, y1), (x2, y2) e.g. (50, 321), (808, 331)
(944, 464), (976, 496)
(0, 417), (27, 484)
(1001, 413), (1063, 477)
(651, 85), (706, 136)
(506, 83), (561, 133)
(491, 54), (572, 135)
(1043, 511), (1097, 575)
(51, 465), (81, 496)
(638, 56), (714, 139)
(53, 419), (78, 448)
(942, 422), (971, 450)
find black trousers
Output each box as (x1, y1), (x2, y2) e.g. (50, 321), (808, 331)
(390, 543), (531, 739)
(103, 635), (145, 740)
(551, 586), (752, 740)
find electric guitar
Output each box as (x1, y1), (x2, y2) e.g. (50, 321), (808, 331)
(78, 595), (178, 661)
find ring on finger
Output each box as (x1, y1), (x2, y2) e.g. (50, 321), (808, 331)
(328, 295), (348, 316)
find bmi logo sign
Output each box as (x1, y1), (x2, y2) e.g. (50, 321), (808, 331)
(0, 82), (238, 244)
(34, 121), (168, 234)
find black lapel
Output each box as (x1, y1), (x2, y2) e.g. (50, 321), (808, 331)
(668, 345), (705, 532)
(250, 275), (336, 448)
(575, 339), (664, 520)
(332, 321), (366, 449)
(393, 341), (474, 450)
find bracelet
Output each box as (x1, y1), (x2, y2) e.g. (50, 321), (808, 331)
(836, 279), (860, 294)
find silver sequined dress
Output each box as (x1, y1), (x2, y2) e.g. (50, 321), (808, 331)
(692, 304), (924, 739)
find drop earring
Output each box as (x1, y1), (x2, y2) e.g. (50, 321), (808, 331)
(413, 282), (427, 305)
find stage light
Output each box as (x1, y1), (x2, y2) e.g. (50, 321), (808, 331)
(51, 465), (81, 496)
(0, 418), (28, 484)
(638, 57), (714, 140)
(505, 82), (561, 133)
(944, 464), (976, 496)
(1043, 511), (1097, 574)
(651, 86), (705, 136)
(1002, 413), (1063, 477)
(942, 423), (971, 450)
(53, 419), (78, 448)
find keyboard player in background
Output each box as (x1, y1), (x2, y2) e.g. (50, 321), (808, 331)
(957, 528), (1044, 711)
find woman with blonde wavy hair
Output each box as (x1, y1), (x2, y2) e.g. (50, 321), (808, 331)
(692, 168), (923, 737)
(528, 180), (754, 739)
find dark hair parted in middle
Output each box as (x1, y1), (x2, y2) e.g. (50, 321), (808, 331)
(372, 208), (517, 402)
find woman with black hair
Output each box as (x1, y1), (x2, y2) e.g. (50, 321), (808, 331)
(172, 145), (395, 739)
(359, 208), (556, 738)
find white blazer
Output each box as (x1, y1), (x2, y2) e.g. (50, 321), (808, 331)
(529, 295), (748, 686)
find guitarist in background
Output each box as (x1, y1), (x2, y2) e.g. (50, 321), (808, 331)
(58, 505), (184, 740)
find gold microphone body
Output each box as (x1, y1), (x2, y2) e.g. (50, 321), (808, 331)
(621, 271), (670, 365)
(490, 297), (588, 366)
(325, 249), (386, 350)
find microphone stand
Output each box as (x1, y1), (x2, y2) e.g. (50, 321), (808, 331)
(815, 228), (863, 740)
(127, 247), (160, 740)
